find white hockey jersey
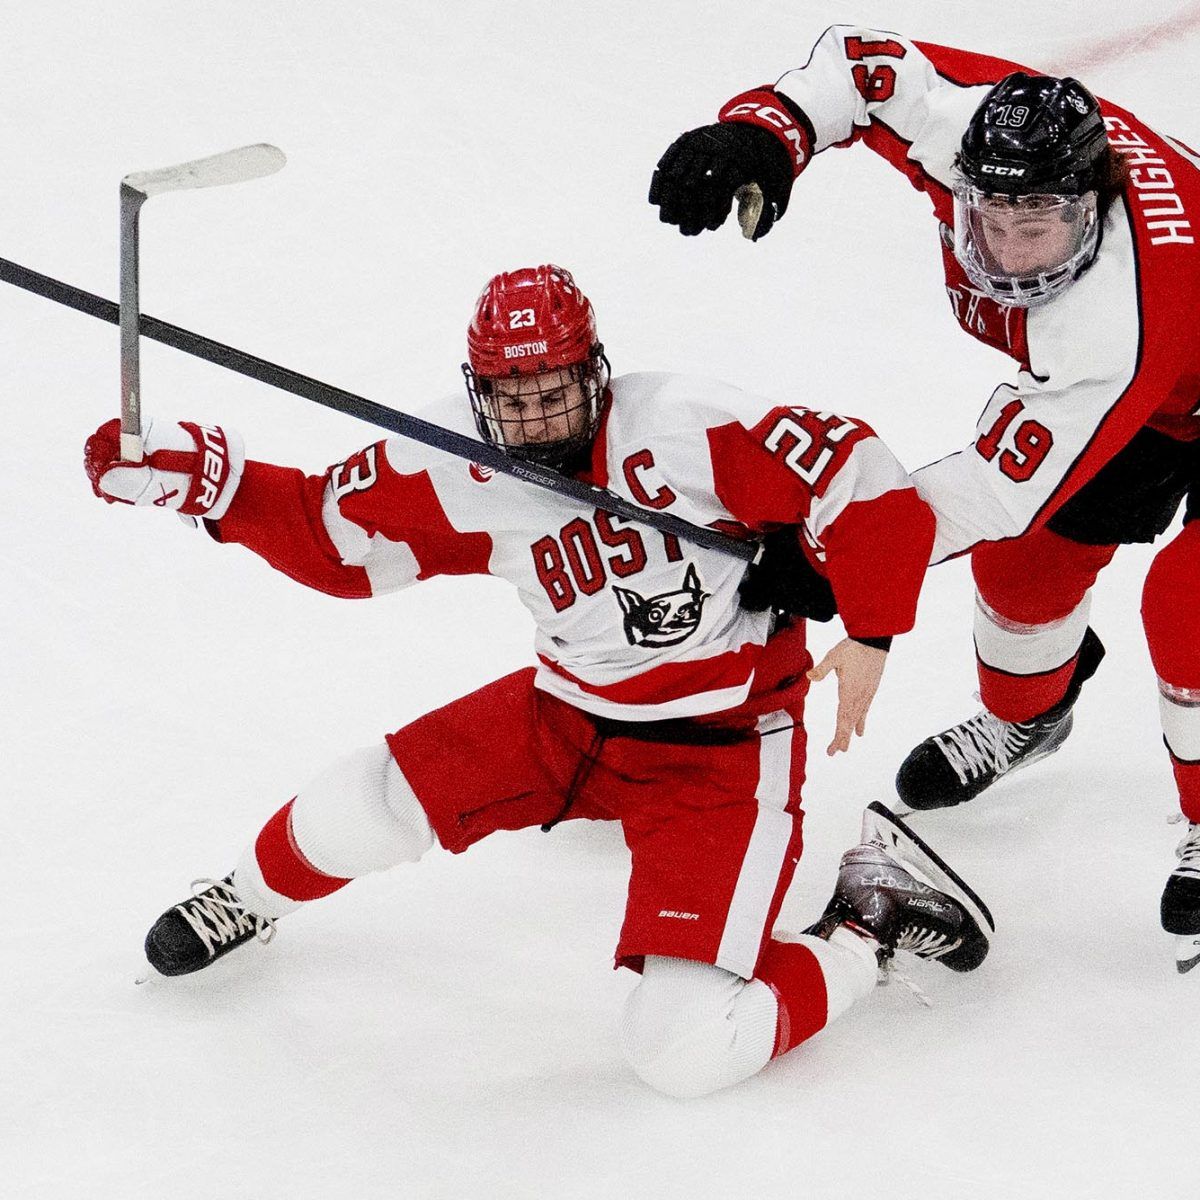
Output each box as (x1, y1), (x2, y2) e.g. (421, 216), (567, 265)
(212, 372), (934, 720)
(766, 26), (1200, 561)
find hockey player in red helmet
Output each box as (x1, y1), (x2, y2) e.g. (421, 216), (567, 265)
(463, 265), (610, 468)
(650, 26), (1200, 969)
(85, 262), (993, 1097)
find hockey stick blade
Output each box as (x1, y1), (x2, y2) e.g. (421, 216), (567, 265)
(862, 800), (997, 937)
(735, 183), (764, 240)
(122, 144), (286, 198)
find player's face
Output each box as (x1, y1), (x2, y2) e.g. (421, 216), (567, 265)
(952, 184), (1100, 307)
(975, 203), (1079, 274)
(484, 367), (590, 451)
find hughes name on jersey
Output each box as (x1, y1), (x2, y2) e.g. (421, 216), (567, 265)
(208, 372), (934, 720)
(768, 25), (1200, 560)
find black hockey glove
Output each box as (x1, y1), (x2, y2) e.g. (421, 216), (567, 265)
(649, 122), (796, 240)
(738, 528), (837, 622)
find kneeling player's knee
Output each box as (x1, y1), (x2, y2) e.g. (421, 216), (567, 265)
(618, 957), (775, 1099)
(289, 743), (435, 877)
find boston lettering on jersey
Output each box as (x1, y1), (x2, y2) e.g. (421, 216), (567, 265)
(211, 373), (933, 719)
(531, 508), (683, 614)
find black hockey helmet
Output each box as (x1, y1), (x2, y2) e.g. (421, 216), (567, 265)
(958, 72), (1109, 197)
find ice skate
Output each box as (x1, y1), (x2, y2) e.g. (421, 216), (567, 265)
(895, 629), (1106, 812)
(810, 802), (994, 972)
(895, 701), (1074, 811)
(143, 876), (276, 977)
(1162, 823), (1200, 973)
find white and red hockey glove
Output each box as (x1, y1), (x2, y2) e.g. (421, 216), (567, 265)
(84, 417), (245, 520)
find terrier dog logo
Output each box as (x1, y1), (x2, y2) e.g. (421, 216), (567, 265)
(613, 562), (709, 647)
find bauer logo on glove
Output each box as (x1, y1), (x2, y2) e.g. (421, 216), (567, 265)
(84, 416), (245, 520)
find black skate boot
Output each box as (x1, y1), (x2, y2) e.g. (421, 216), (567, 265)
(144, 876), (276, 977)
(1161, 822), (1200, 973)
(810, 802), (995, 972)
(895, 628), (1104, 811)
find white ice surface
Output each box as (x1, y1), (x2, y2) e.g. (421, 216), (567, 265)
(2, 3), (1198, 1198)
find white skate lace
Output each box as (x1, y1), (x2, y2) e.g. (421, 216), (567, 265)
(1174, 823), (1200, 880)
(878, 959), (933, 1008)
(176, 878), (277, 958)
(935, 710), (1031, 786)
(896, 926), (958, 959)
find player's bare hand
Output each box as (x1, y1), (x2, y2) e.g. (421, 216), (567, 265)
(807, 638), (889, 756)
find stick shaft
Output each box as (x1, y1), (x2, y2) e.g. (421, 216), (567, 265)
(118, 183), (146, 458)
(0, 257), (758, 562)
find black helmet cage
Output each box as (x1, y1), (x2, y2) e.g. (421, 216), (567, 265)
(462, 345), (611, 468)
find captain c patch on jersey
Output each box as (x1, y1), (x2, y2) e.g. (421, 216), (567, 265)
(614, 563), (709, 647)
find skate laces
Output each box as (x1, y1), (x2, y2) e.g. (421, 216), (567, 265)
(175, 878), (276, 957)
(896, 925), (958, 958)
(878, 958), (933, 1008)
(880, 920), (962, 1010)
(935, 709), (1030, 785)
(1174, 823), (1200, 878)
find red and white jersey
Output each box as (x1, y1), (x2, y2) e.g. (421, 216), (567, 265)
(774, 26), (1200, 561)
(213, 372), (934, 721)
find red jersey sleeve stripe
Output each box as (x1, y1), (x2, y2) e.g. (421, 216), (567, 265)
(339, 460), (493, 579)
(912, 41), (1032, 87)
(213, 460), (372, 599)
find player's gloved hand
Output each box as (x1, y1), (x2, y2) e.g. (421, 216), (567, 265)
(84, 416), (244, 520)
(650, 89), (812, 240)
(649, 122), (796, 239)
(739, 528), (836, 620)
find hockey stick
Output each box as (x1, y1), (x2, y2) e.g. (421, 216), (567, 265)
(0, 256), (758, 562)
(119, 144), (287, 460)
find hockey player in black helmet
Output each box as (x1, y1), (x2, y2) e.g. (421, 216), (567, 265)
(650, 26), (1200, 969)
(952, 73), (1111, 306)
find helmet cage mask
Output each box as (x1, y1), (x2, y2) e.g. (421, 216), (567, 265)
(463, 346), (611, 469)
(951, 182), (1100, 307)
(463, 264), (611, 469)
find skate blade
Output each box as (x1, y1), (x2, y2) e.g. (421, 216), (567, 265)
(135, 958), (166, 987)
(862, 801), (996, 937)
(1175, 935), (1200, 974)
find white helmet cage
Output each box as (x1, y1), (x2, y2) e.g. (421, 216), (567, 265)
(951, 184), (1100, 307)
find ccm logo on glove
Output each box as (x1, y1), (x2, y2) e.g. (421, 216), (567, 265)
(85, 417), (245, 520)
(718, 89), (812, 173)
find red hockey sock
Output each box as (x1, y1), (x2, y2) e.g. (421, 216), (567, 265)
(254, 799), (353, 901)
(1143, 523), (1200, 821)
(755, 939), (829, 1057)
(1170, 752), (1200, 824)
(977, 651), (1079, 723)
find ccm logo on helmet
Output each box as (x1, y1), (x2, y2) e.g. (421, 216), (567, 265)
(980, 163), (1027, 176)
(503, 340), (549, 360)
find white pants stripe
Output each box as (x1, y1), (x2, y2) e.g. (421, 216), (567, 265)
(715, 710), (797, 980)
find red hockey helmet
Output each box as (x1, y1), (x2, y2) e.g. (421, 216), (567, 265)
(462, 265), (610, 468)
